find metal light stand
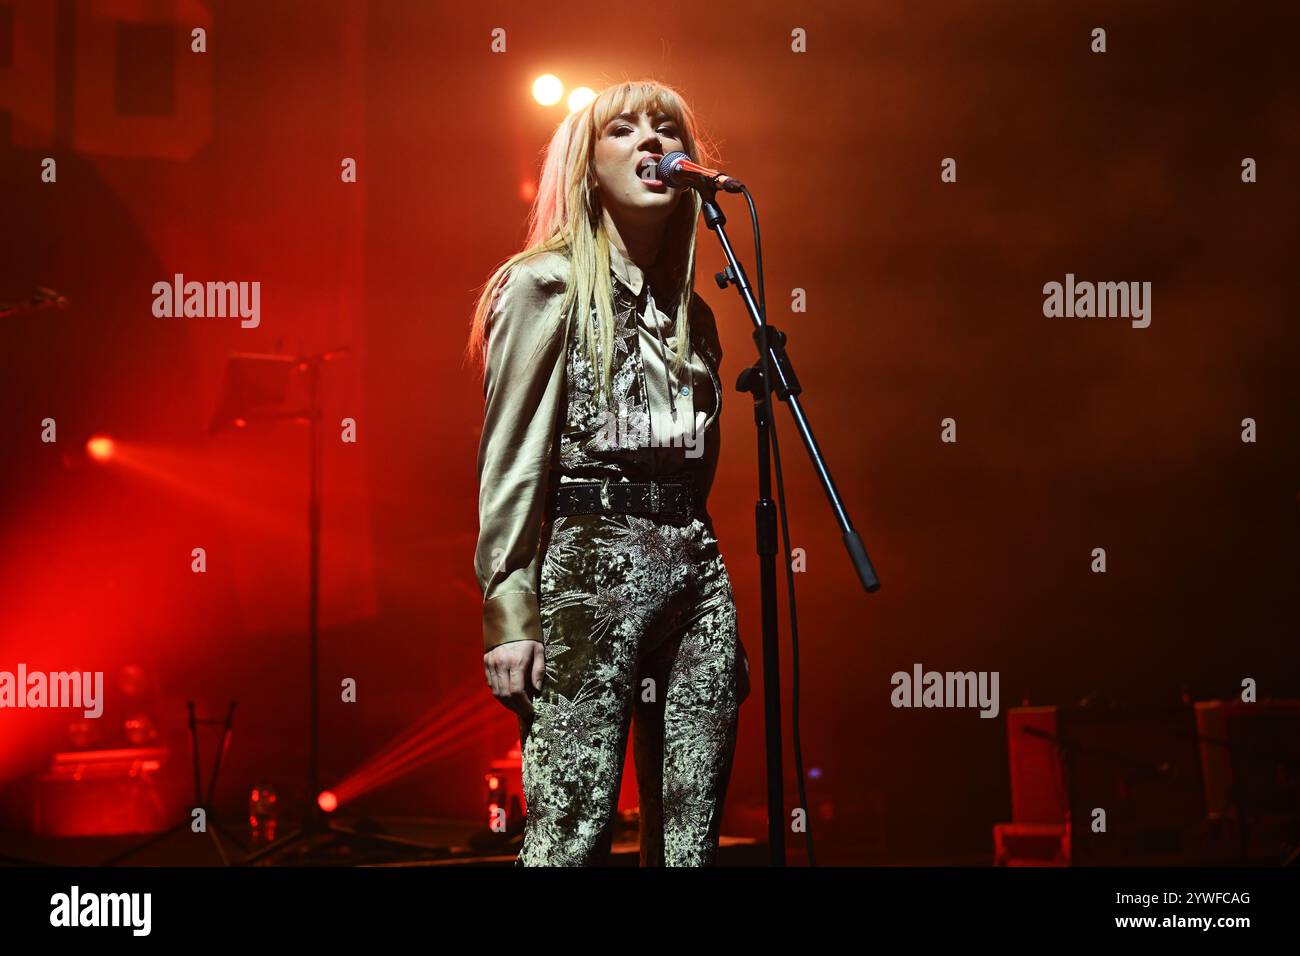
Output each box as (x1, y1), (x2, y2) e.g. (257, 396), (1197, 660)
(242, 351), (331, 864)
(210, 348), (349, 864)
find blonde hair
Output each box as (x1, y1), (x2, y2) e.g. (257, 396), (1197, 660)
(465, 79), (719, 407)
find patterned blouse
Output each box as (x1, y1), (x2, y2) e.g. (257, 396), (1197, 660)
(474, 240), (725, 652)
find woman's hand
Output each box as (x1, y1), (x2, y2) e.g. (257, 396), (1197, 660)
(484, 640), (546, 717)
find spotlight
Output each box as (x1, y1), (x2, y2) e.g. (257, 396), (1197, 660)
(532, 74), (563, 106)
(85, 435), (115, 462)
(317, 790), (339, 813)
(567, 86), (595, 112)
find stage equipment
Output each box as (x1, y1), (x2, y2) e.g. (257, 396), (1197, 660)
(210, 348), (359, 864)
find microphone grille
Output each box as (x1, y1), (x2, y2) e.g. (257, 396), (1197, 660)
(657, 151), (690, 186)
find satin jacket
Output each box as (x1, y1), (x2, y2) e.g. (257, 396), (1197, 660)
(475, 241), (724, 652)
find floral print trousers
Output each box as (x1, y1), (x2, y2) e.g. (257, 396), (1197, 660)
(515, 508), (742, 866)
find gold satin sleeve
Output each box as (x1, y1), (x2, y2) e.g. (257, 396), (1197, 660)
(475, 254), (571, 654)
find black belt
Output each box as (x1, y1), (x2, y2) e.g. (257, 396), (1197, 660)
(552, 479), (696, 520)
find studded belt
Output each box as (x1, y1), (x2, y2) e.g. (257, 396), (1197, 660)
(552, 478), (696, 520)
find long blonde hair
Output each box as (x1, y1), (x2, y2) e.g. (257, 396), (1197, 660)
(465, 79), (719, 407)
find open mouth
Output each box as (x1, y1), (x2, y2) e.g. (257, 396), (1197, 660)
(636, 155), (665, 186)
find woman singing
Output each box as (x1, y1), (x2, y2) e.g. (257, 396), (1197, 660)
(468, 79), (749, 866)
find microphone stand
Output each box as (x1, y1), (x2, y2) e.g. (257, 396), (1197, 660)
(697, 184), (880, 866)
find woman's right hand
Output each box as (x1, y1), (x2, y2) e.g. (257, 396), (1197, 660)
(483, 640), (546, 717)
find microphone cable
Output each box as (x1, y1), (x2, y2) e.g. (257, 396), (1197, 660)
(736, 184), (816, 867)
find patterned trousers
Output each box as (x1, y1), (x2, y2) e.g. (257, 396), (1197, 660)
(515, 509), (742, 866)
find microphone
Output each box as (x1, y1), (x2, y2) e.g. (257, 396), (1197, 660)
(656, 151), (746, 194)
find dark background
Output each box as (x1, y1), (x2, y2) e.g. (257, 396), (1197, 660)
(0, 0), (1296, 863)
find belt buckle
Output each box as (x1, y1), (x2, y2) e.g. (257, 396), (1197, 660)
(649, 480), (660, 515)
(598, 477), (612, 512)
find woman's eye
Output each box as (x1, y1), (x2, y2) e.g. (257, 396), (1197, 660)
(612, 125), (677, 137)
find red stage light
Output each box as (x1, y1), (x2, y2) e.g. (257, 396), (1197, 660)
(86, 436), (115, 461)
(317, 790), (339, 813)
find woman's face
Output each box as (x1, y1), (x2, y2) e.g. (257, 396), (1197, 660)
(593, 108), (687, 221)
